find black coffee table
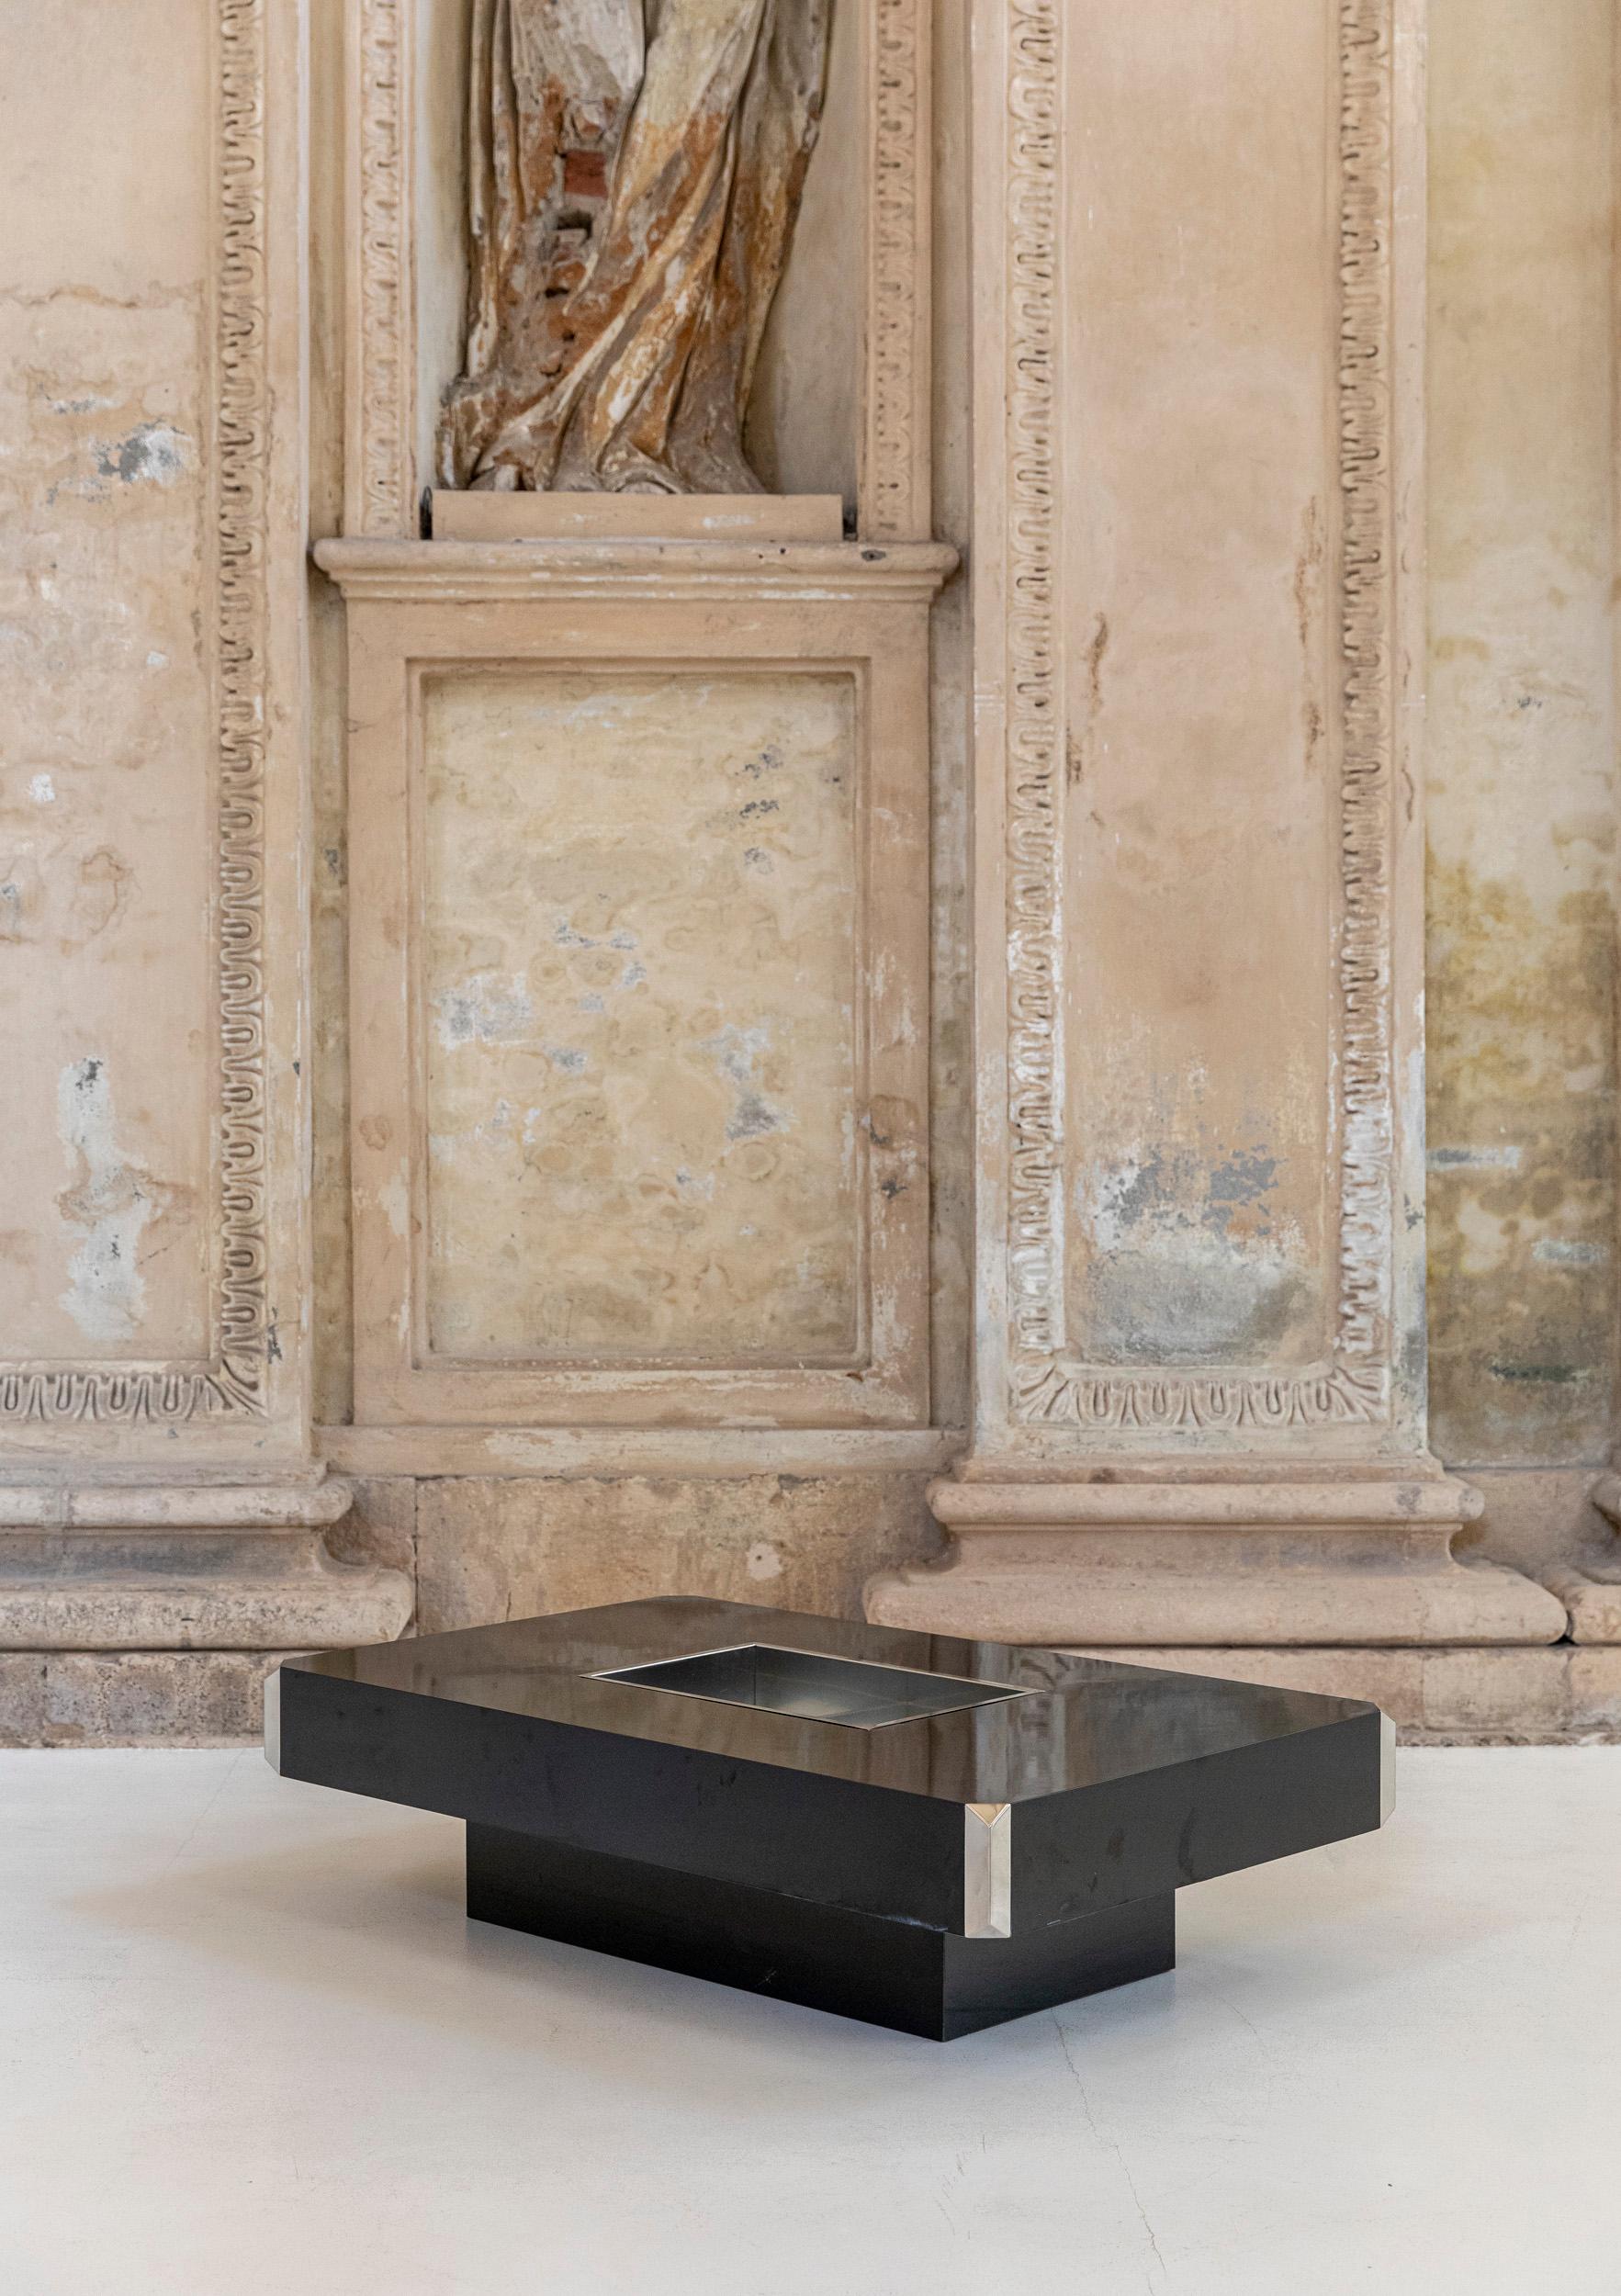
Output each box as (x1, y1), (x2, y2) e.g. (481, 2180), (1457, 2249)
(265, 1597), (1392, 2041)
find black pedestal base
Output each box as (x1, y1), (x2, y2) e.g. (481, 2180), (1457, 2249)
(466, 1824), (1176, 2041)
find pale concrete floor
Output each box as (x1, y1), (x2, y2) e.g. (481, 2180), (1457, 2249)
(1, 1749), (1616, 2296)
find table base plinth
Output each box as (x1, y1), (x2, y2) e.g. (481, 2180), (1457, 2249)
(466, 1823), (1176, 2041)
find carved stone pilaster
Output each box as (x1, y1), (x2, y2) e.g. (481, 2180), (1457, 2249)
(0, 0), (277, 1441)
(868, 0), (1563, 1647)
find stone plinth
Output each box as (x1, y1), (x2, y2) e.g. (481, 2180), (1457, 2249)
(0, 1479), (412, 1744)
(865, 0), (1562, 1648)
(869, 1474), (1566, 1647)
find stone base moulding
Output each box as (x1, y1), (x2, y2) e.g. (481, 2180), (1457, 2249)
(0, 1479), (412, 1659)
(865, 1472), (1568, 1647)
(1546, 1473), (1621, 1644)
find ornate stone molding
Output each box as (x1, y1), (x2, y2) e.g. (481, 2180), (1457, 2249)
(1001, 0), (1399, 1436)
(862, 0), (932, 540)
(347, 0), (414, 536)
(214, 0), (272, 1415)
(1002, 0), (1063, 1377)
(313, 536), (957, 602)
(0, 0), (272, 1428)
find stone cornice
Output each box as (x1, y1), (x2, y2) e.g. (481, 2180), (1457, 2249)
(313, 536), (960, 604)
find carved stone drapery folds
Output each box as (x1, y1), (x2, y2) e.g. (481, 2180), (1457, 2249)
(438, 0), (831, 494)
(349, 0), (930, 539)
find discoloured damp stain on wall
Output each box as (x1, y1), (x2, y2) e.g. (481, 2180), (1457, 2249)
(1426, 0), (1618, 1469)
(1074, 1141), (1313, 1367)
(702, 1024), (789, 1143)
(92, 420), (191, 488)
(54, 1058), (152, 1344)
(432, 972), (535, 1050)
(1426, 868), (1616, 1461)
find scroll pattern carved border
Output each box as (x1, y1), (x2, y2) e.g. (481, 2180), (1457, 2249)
(349, 0), (414, 535)
(0, 0), (271, 1425)
(863, 0), (930, 540)
(351, 0), (929, 540)
(1007, 0), (1397, 1435)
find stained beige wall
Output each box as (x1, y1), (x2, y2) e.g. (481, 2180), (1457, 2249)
(0, 1), (215, 1364)
(1426, 0), (1618, 1548)
(0, 0), (314, 1468)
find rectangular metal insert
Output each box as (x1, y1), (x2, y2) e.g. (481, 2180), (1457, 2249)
(592, 1644), (1027, 1730)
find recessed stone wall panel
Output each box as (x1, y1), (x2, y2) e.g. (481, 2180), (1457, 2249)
(421, 669), (861, 1364)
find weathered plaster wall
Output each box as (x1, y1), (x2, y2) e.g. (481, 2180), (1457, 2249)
(6, 0), (1620, 1745)
(1426, 0), (1618, 1558)
(926, 0), (973, 1433)
(305, 0), (1616, 1616)
(411, 1472), (940, 1632)
(0, 0), (215, 1366)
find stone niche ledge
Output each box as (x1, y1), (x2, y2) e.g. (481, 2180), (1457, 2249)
(313, 536), (959, 605)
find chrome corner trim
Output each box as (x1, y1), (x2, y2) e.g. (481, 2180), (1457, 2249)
(963, 1802), (1011, 1939)
(262, 1665), (281, 1773)
(1379, 1711), (1396, 1824)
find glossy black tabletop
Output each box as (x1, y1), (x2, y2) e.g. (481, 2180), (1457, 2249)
(285, 1595), (1378, 1807)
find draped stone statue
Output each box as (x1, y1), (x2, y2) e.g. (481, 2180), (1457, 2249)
(437, 0), (832, 495)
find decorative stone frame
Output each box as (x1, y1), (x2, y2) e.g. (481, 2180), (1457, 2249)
(317, 536), (954, 1430)
(973, 0), (1425, 1454)
(344, 0), (933, 542)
